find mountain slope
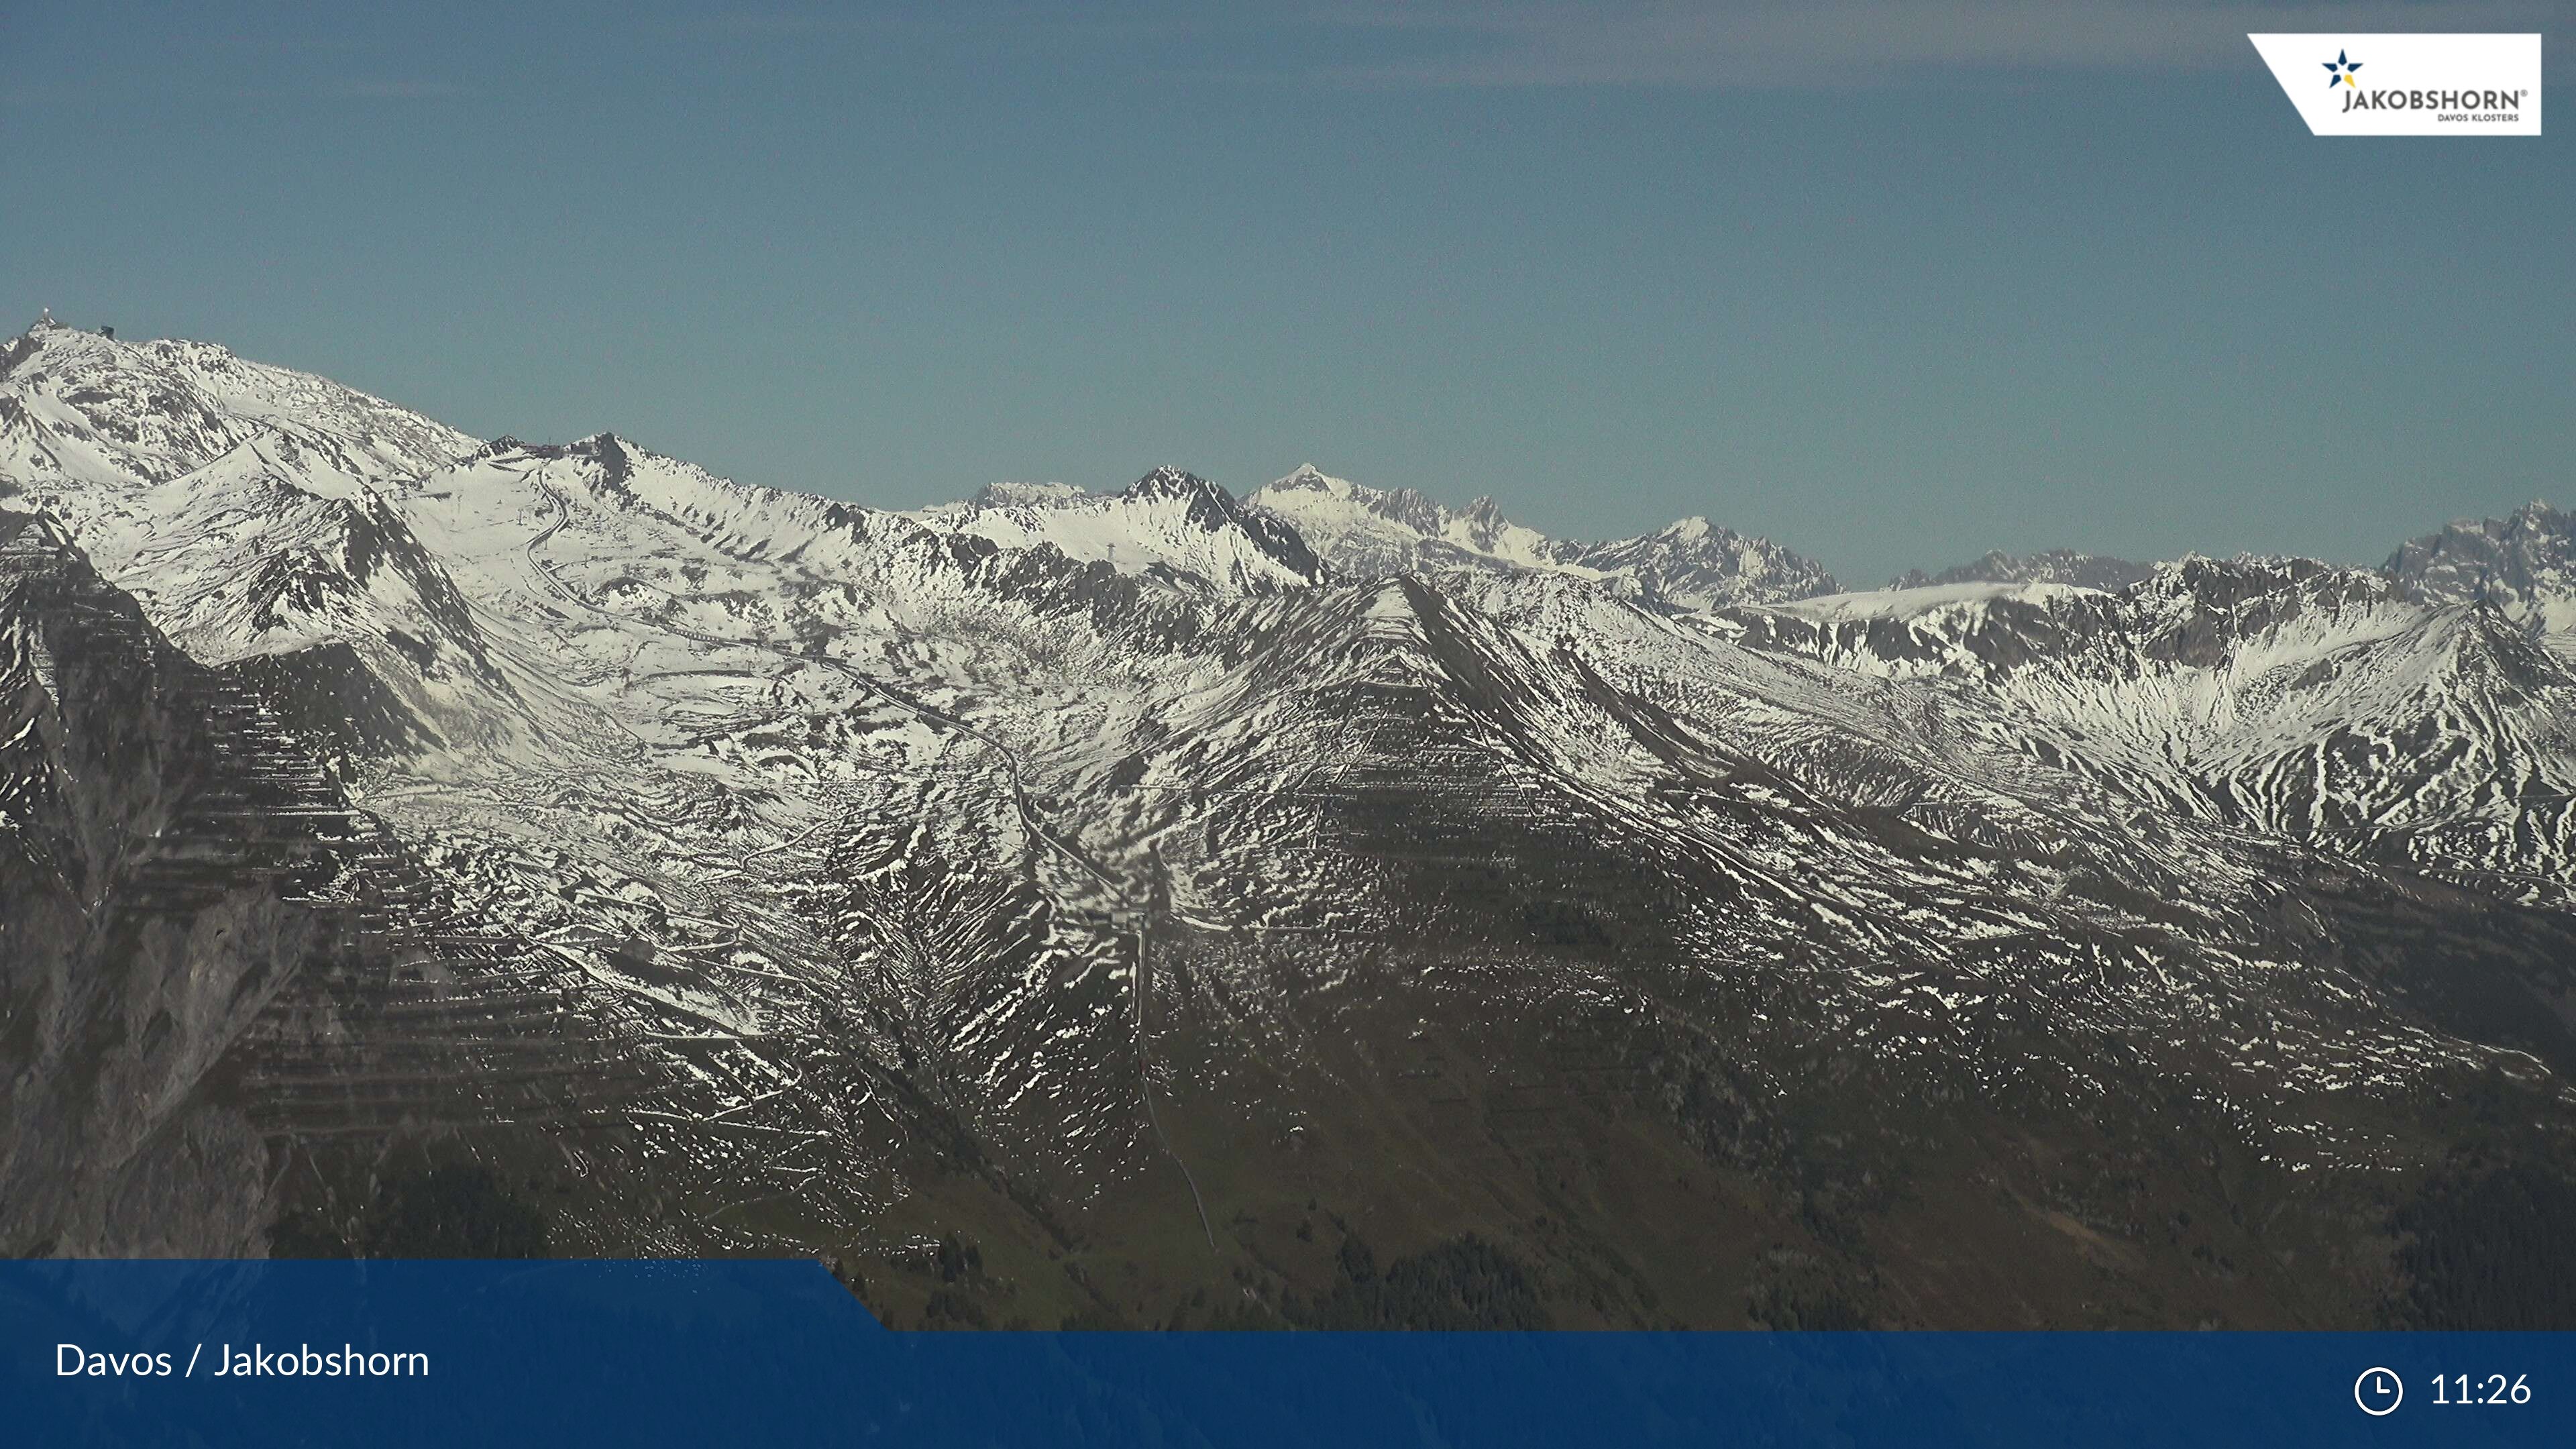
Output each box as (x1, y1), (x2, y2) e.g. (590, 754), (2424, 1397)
(1716, 555), (2576, 907)
(5, 319), (2575, 1330)
(915, 466), (1326, 593)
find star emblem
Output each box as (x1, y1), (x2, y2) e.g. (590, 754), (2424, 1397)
(2322, 50), (2363, 88)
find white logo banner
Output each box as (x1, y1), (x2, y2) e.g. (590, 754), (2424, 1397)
(2248, 33), (2542, 136)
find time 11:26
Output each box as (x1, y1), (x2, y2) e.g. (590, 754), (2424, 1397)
(2430, 1374), (2530, 1405)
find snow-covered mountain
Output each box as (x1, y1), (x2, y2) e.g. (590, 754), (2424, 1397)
(0, 317), (474, 494)
(6, 317), (2575, 1330)
(1717, 553), (2576, 902)
(913, 466), (1326, 593)
(2388, 500), (2576, 633)
(1890, 547), (2153, 592)
(1249, 462), (1840, 608)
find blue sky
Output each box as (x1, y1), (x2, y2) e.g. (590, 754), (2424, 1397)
(4, 1), (2568, 586)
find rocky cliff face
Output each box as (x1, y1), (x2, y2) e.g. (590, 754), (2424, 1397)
(0, 508), (328, 1254)
(2387, 501), (2576, 627)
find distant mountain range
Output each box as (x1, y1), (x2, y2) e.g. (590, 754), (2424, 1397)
(5, 315), (2573, 1328)
(1888, 549), (2155, 592)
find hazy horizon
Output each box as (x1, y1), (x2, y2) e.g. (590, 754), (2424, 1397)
(6, 1), (2567, 586)
(11, 304), (2561, 590)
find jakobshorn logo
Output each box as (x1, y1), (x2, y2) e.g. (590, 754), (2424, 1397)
(2249, 34), (2542, 136)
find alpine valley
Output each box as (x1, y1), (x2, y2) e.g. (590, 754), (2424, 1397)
(5, 316), (2573, 1330)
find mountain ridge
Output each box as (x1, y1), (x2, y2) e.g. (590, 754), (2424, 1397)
(10, 318), (2564, 617)
(7, 318), (2576, 1330)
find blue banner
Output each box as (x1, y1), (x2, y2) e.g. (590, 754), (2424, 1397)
(2, 1260), (2569, 1446)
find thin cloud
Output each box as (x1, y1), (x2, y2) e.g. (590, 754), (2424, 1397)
(697, 11), (930, 35)
(325, 79), (467, 100)
(696, 6), (1193, 42)
(206, 36), (386, 55)
(1297, 1), (2562, 88)
(690, 2), (2561, 89)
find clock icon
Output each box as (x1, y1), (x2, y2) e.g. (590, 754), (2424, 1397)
(2355, 1366), (2404, 1416)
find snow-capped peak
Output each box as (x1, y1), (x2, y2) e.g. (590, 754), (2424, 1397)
(2387, 500), (2576, 629)
(1246, 466), (1836, 609)
(1889, 548), (2155, 594)
(910, 466), (1325, 592)
(1, 321), (478, 502)
(962, 480), (1091, 511)
(1122, 464), (1224, 502)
